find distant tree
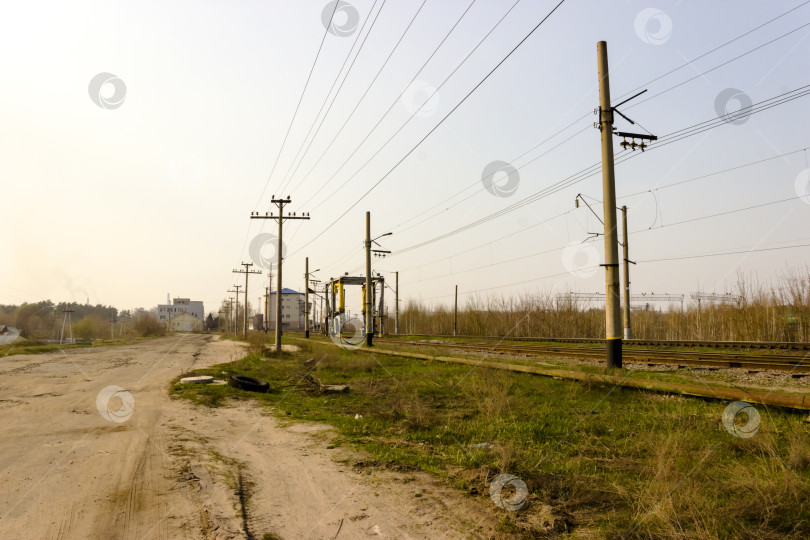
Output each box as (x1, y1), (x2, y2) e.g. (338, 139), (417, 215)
(205, 313), (215, 330)
(72, 317), (97, 339)
(133, 310), (165, 337)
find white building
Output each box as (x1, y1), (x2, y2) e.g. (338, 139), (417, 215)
(267, 288), (309, 331)
(168, 312), (203, 332)
(158, 297), (205, 324)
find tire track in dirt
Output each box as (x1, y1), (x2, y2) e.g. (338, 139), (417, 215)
(1, 336), (500, 539)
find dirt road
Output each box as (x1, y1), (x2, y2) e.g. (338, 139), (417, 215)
(0, 335), (497, 539)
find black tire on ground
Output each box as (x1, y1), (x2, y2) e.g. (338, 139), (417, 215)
(228, 375), (270, 393)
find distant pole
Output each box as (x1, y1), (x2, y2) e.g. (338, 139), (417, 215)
(454, 285), (458, 336)
(233, 262), (261, 339)
(250, 198), (310, 352)
(305, 257), (310, 338)
(622, 205), (632, 340)
(228, 286), (241, 334)
(59, 306), (74, 344)
(266, 264), (273, 332)
(378, 276), (385, 336)
(264, 286), (270, 332)
(597, 41), (622, 369)
(365, 211), (373, 347)
(395, 271), (399, 335)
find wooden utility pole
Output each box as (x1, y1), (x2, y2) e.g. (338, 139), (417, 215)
(365, 212), (373, 346)
(263, 286), (270, 332)
(228, 286), (241, 334)
(597, 41), (622, 369)
(305, 257), (310, 338)
(454, 285), (458, 336)
(233, 263), (261, 339)
(395, 271), (399, 335)
(265, 264), (273, 333)
(251, 198), (310, 353)
(59, 306), (74, 344)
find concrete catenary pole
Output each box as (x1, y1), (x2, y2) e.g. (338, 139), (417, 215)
(597, 41), (622, 368)
(305, 257), (310, 338)
(395, 271), (399, 335)
(365, 211), (373, 347)
(454, 285), (458, 336)
(622, 205), (631, 340)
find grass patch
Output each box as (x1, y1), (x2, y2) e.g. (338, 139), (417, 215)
(0, 336), (159, 357)
(172, 339), (810, 538)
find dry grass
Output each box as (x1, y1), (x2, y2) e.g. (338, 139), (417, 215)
(397, 267), (810, 342)
(174, 342), (810, 538)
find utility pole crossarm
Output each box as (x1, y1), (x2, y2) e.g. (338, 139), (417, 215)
(233, 263), (262, 339)
(227, 286), (241, 334)
(250, 196), (311, 353)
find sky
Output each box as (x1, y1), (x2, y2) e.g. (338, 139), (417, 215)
(1, 0), (809, 316)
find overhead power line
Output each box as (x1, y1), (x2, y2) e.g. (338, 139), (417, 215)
(371, 14), (810, 243)
(288, 0), (482, 202)
(617, 0), (810, 99)
(296, 0), (520, 210)
(392, 193), (808, 287)
(619, 146), (810, 199)
(289, 0), (569, 257)
(627, 19), (810, 112)
(268, 2), (808, 268)
(280, 0), (429, 200)
(254, 1), (340, 210)
(300, 3), (810, 277)
(389, 85), (810, 257)
(275, 0), (385, 197)
(638, 195), (805, 232)
(638, 242), (810, 263)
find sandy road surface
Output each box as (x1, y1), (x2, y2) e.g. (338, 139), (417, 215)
(0, 335), (498, 539)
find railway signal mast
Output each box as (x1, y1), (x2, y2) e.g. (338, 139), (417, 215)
(595, 41), (657, 369)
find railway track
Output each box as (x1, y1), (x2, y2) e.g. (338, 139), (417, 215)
(389, 334), (810, 351)
(374, 339), (810, 373)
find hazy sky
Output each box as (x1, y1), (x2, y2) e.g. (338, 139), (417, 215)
(1, 0), (809, 315)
